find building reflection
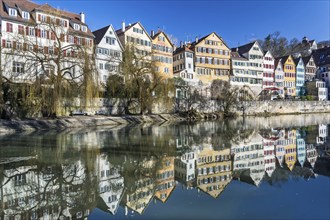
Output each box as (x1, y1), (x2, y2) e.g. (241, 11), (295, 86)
(0, 123), (329, 218)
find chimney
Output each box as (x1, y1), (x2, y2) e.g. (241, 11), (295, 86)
(195, 37), (198, 43)
(151, 30), (155, 37)
(122, 21), (125, 32)
(80, 12), (85, 23)
(180, 41), (183, 47)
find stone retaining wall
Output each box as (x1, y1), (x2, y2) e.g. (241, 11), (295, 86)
(238, 101), (330, 116)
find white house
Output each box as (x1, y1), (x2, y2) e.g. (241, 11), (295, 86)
(93, 24), (123, 86)
(0, 0), (94, 83)
(231, 41), (264, 97)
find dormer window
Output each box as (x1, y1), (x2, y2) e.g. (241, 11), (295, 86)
(106, 37), (116, 45)
(22, 11), (29, 19)
(73, 23), (80, 30)
(8, 8), (17, 17)
(81, 26), (87, 32)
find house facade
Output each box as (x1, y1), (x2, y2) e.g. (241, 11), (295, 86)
(189, 32), (231, 85)
(274, 59), (285, 97)
(263, 51), (275, 89)
(303, 55), (317, 81)
(151, 31), (174, 79)
(280, 55), (296, 98)
(93, 25), (123, 86)
(0, 0), (94, 83)
(173, 44), (198, 85)
(231, 41), (264, 97)
(294, 57), (306, 96)
(116, 22), (152, 60)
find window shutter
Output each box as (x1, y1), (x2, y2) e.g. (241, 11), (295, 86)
(26, 27), (29, 35)
(38, 14), (41, 21)
(37, 29), (41, 37)
(2, 39), (6, 48)
(74, 37), (77, 44)
(23, 43), (27, 51)
(46, 31), (49, 39)
(44, 46), (48, 54)
(64, 21), (67, 27)
(13, 41), (16, 49)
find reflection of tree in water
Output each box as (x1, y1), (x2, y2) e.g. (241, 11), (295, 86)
(0, 148), (98, 219)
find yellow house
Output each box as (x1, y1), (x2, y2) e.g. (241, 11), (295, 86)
(196, 146), (232, 198)
(154, 156), (176, 203)
(151, 31), (174, 79)
(189, 32), (231, 85)
(284, 129), (297, 171)
(279, 55), (296, 97)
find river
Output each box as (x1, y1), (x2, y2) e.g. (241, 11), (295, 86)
(0, 114), (329, 219)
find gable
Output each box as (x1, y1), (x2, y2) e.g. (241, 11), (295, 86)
(194, 32), (230, 50)
(129, 22), (152, 41)
(152, 32), (173, 48)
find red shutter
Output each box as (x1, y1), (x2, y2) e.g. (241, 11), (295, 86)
(46, 31), (49, 39)
(38, 14), (41, 21)
(56, 19), (60, 25)
(13, 41), (16, 49)
(26, 27), (29, 35)
(44, 46), (48, 54)
(64, 21), (67, 27)
(74, 37), (77, 44)
(37, 29), (41, 37)
(2, 39), (6, 48)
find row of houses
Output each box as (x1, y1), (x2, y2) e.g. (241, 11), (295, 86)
(1, 0), (330, 101)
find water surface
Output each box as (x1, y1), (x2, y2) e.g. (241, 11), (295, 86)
(0, 114), (330, 219)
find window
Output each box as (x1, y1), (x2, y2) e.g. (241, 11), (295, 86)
(41, 30), (47, 38)
(49, 46), (54, 55)
(21, 11), (29, 19)
(8, 8), (17, 17)
(29, 27), (35, 36)
(106, 37), (116, 45)
(99, 63), (104, 70)
(73, 23), (80, 30)
(13, 62), (24, 74)
(81, 26), (87, 32)
(158, 36), (165, 42)
(6, 23), (13, 33)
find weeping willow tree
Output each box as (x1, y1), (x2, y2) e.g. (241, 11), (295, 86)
(107, 44), (171, 115)
(0, 9), (96, 118)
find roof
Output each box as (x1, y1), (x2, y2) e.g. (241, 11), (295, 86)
(274, 58), (283, 69)
(230, 51), (248, 61)
(233, 41), (255, 55)
(93, 25), (110, 45)
(189, 32), (230, 50)
(92, 24), (124, 50)
(0, 0), (94, 38)
(276, 55), (291, 65)
(115, 21), (152, 41)
(174, 45), (194, 54)
(302, 55), (313, 66)
(293, 57), (302, 65)
(151, 31), (174, 47)
(312, 46), (330, 66)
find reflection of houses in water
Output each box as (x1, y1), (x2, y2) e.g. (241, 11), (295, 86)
(154, 156), (176, 203)
(96, 154), (125, 215)
(296, 130), (306, 167)
(306, 144), (318, 168)
(175, 151), (196, 187)
(0, 159), (90, 219)
(284, 129), (297, 171)
(196, 145), (232, 198)
(316, 124), (328, 144)
(122, 176), (154, 215)
(232, 132), (265, 186)
(275, 129), (286, 167)
(263, 138), (276, 177)
(122, 157), (156, 215)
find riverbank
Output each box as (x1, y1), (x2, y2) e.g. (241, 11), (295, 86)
(0, 114), (188, 135)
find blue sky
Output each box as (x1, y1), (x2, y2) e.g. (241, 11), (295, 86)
(35, 0), (329, 48)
